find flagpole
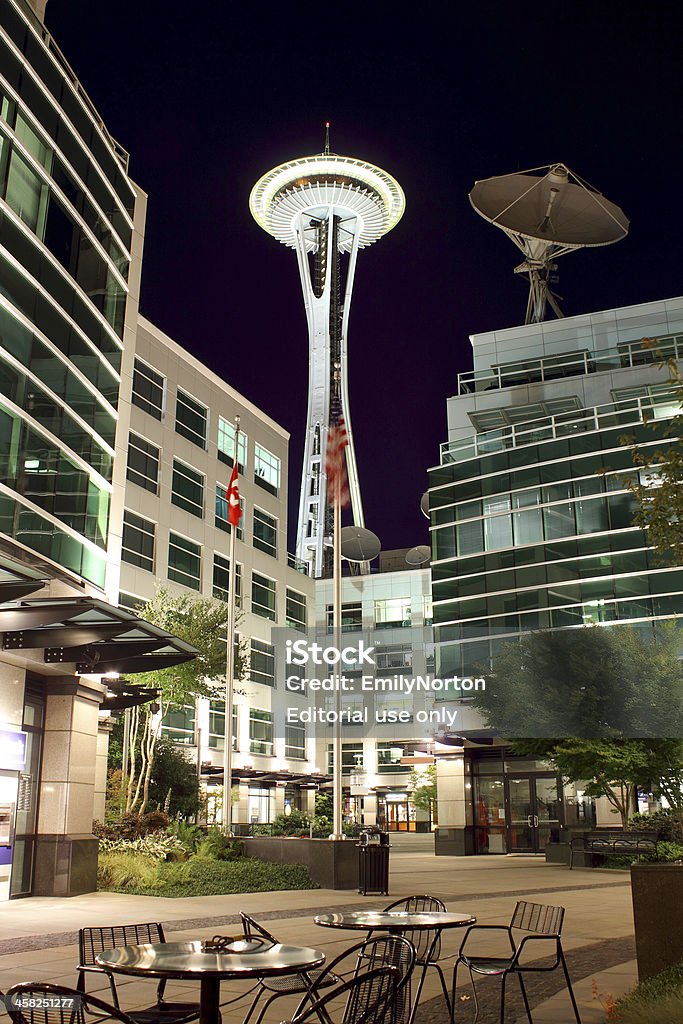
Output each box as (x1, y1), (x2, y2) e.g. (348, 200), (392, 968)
(332, 367), (343, 840)
(222, 415), (240, 836)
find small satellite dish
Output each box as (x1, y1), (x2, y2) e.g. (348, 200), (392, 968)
(420, 492), (430, 519)
(405, 545), (431, 567)
(469, 163), (629, 324)
(340, 526), (381, 563)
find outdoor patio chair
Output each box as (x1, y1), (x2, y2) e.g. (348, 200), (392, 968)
(240, 913), (415, 1024)
(452, 900), (581, 1023)
(5, 982), (139, 1024)
(77, 923), (199, 1023)
(382, 895), (452, 1019)
(281, 965), (400, 1024)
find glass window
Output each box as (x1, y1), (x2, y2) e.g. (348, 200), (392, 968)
(121, 511), (155, 571)
(252, 572), (276, 621)
(215, 485), (244, 539)
(132, 359), (164, 419)
(175, 389), (207, 448)
(126, 433), (159, 493)
(376, 692), (414, 723)
(286, 588), (307, 631)
(212, 554), (242, 606)
(374, 644), (412, 671)
(254, 443), (280, 495)
(253, 507), (277, 557)
(543, 502), (575, 539)
(5, 148), (48, 234)
(374, 598), (411, 629)
(483, 497), (513, 551)
(250, 639), (275, 687)
(208, 701), (238, 751)
(171, 460), (204, 518)
(249, 709), (273, 755)
(326, 602), (362, 632)
(218, 417), (247, 470)
(457, 519), (484, 556)
(513, 508), (544, 546)
(248, 785), (273, 822)
(327, 743), (364, 774)
(285, 723), (306, 760)
(377, 742), (406, 773)
(168, 533), (201, 590)
(162, 705), (195, 745)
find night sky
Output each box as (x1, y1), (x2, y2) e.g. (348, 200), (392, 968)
(46, 1), (683, 554)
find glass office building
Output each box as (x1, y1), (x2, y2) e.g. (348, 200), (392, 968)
(0, 0), (139, 590)
(428, 297), (683, 854)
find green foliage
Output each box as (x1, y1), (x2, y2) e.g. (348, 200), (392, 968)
(642, 841), (683, 863)
(270, 811), (311, 836)
(99, 855), (317, 897)
(315, 793), (332, 817)
(130, 587), (247, 704)
(614, 959), (683, 1023)
(147, 740), (201, 818)
(628, 809), (683, 843)
(473, 625), (683, 739)
(167, 819), (206, 853)
(98, 833), (186, 860)
(409, 765), (437, 818)
(97, 852), (164, 891)
(195, 829), (244, 861)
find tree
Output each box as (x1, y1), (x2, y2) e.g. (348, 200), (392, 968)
(147, 739), (202, 818)
(622, 338), (683, 561)
(121, 587), (247, 815)
(471, 624), (683, 739)
(409, 764), (437, 825)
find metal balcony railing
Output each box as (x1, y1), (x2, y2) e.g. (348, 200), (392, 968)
(457, 333), (683, 394)
(440, 390), (683, 466)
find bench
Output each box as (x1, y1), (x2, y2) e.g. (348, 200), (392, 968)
(569, 831), (660, 869)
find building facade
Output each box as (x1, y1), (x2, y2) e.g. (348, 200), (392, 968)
(119, 316), (320, 827)
(428, 296), (683, 855)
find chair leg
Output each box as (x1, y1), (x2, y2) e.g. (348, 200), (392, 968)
(517, 973), (533, 1024)
(450, 961), (459, 1024)
(241, 988), (265, 1024)
(559, 951), (582, 1023)
(251, 991), (282, 1024)
(499, 973), (506, 1024)
(433, 964), (452, 1019)
(468, 966), (480, 1024)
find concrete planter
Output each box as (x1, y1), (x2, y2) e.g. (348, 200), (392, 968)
(242, 837), (360, 890)
(631, 863), (683, 979)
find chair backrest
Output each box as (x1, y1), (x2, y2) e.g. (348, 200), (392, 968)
(510, 901), (565, 936)
(382, 895), (446, 963)
(239, 912), (278, 944)
(287, 966), (400, 1024)
(5, 982), (136, 1024)
(78, 923), (165, 967)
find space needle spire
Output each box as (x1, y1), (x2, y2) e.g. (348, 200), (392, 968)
(250, 133), (405, 577)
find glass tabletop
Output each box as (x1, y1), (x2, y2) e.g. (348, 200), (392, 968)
(96, 940), (325, 979)
(314, 911), (476, 930)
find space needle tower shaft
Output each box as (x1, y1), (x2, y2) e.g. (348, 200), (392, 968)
(250, 136), (404, 577)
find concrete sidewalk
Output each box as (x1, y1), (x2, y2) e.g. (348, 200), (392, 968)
(0, 853), (636, 1021)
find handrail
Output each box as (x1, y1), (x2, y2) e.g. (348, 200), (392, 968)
(457, 333), (683, 394)
(440, 389), (683, 466)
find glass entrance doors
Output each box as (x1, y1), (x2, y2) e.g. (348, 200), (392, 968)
(508, 775), (562, 853)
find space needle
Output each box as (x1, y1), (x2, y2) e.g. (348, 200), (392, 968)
(250, 130), (405, 577)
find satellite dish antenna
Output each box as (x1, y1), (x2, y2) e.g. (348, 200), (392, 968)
(405, 545), (431, 567)
(469, 163), (629, 324)
(340, 526), (381, 563)
(420, 492), (430, 519)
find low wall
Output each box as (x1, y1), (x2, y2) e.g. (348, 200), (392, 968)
(243, 837), (360, 890)
(632, 864), (683, 979)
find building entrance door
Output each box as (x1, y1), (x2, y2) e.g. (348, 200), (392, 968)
(507, 774), (562, 852)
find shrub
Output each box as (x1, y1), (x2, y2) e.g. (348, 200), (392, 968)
(195, 829), (244, 861)
(641, 840), (683, 863)
(270, 811), (311, 836)
(98, 852), (164, 891)
(167, 819), (206, 854)
(94, 811), (171, 840)
(98, 833), (186, 860)
(101, 856), (317, 897)
(628, 809), (683, 843)
(613, 960), (683, 1023)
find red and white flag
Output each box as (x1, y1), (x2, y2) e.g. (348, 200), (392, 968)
(325, 397), (350, 508)
(227, 464), (242, 527)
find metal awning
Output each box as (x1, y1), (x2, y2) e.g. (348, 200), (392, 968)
(100, 679), (161, 712)
(0, 554), (49, 604)
(0, 596), (198, 676)
(201, 765), (332, 787)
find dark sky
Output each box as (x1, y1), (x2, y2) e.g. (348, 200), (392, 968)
(47, 1), (683, 554)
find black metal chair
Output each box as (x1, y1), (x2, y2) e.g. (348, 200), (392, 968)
(382, 895), (452, 1019)
(5, 982), (138, 1024)
(282, 965), (400, 1024)
(77, 923), (199, 1023)
(452, 900), (582, 1023)
(241, 913), (415, 1024)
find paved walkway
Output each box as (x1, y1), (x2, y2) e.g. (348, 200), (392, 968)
(0, 853), (637, 1021)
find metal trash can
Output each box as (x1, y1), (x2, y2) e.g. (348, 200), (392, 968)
(357, 829), (390, 895)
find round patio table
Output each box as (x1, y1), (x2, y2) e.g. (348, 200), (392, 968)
(314, 911), (476, 1024)
(96, 939), (325, 1024)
